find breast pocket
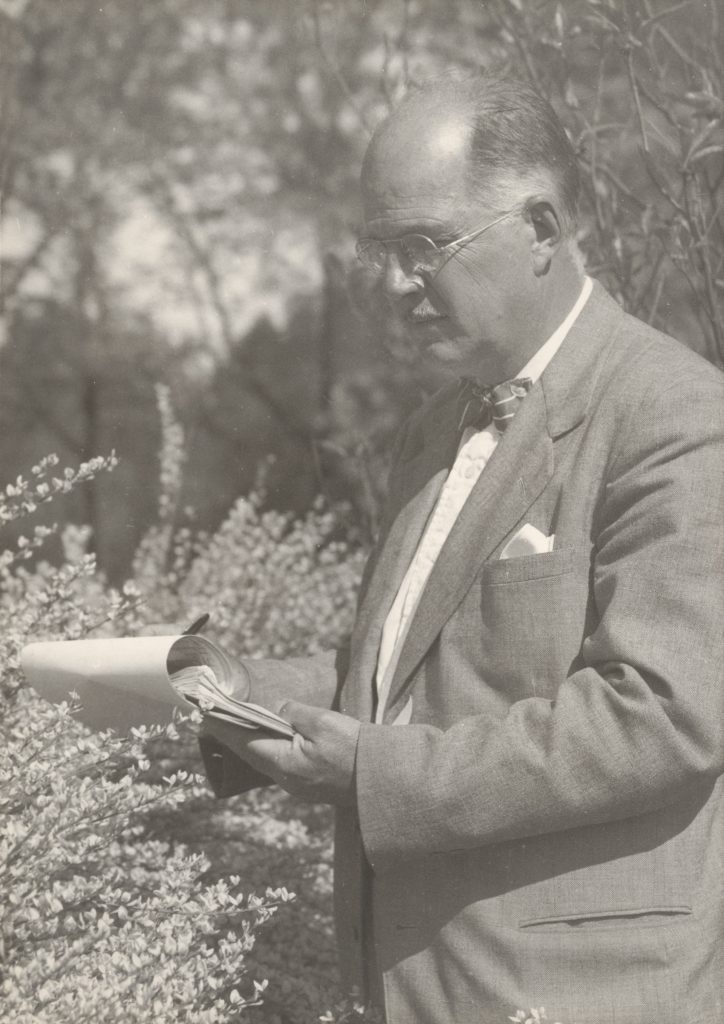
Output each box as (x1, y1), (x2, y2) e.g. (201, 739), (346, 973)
(474, 548), (592, 700)
(483, 546), (580, 584)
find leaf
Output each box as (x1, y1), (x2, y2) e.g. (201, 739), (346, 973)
(683, 120), (721, 168)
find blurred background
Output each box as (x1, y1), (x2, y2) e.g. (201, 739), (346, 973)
(1, 0), (722, 582)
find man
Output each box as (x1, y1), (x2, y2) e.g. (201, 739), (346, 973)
(201, 74), (724, 1024)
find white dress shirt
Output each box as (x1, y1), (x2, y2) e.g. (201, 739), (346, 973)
(375, 276), (593, 724)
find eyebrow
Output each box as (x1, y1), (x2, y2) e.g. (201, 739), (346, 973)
(356, 223), (457, 241)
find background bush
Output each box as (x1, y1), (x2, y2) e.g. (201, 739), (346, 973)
(1, 2), (721, 1022)
(1, 0), (721, 570)
(0, 393), (371, 1023)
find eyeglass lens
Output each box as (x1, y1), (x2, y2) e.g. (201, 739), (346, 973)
(357, 234), (438, 273)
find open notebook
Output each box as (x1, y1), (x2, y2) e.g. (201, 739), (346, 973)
(20, 634), (293, 737)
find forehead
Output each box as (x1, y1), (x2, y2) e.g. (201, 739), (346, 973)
(361, 111), (474, 230)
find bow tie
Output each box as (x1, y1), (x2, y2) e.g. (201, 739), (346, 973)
(457, 376), (533, 434)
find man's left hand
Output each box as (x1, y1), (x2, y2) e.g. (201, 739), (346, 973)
(202, 702), (361, 806)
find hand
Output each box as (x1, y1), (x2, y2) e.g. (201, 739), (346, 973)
(202, 702), (361, 806)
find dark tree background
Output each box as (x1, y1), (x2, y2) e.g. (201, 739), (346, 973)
(1, 0), (722, 578)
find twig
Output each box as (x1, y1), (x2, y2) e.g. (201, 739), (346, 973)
(311, 0), (374, 137)
(632, 246), (667, 314)
(649, 19), (702, 71)
(150, 172), (235, 354)
(489, 1), (545, 95)
(646, 265), (667, 325)
(579, 157), (648, 210)
(633, 74), (679, 130)
(641, 149), (687, 216)
(640, 1), (695, 32)
(625, 46), (649, 153)
(587, 56), (608, 233)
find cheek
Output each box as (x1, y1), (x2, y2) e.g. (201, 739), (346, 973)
(445, 288), (491, 330)
(428, 275), (475, 314)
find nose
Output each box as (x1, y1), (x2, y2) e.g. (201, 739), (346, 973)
(382, 250), (424, 300)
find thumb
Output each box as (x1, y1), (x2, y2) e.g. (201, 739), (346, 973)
(278, 700), (320, 736)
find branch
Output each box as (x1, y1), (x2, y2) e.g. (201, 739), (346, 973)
(311, 0), (375, 136)
(640, 1), (695, 31)
(646, 266), (667, 325)
(624, 46), (649, 153)
(489, 1), (545, 95)
(150, 172), (235, 354)
(0, 224), (61, 303)
(649, 18), (702, 71)
(681, 180), (724, 360)
(640, 148), (687, 216)
(579, 157), (648, 210)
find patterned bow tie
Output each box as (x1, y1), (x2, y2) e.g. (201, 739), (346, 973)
(457, 376), (533, 434)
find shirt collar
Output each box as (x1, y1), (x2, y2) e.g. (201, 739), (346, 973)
(516, 275), (593, 385)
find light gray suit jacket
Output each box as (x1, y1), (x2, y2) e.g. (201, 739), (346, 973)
(202, 283), (724, 1024)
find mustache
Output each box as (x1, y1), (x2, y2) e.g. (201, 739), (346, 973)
(405, 298), (445, 323)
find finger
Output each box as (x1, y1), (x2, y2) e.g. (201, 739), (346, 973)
(278, 701), (324, 736)
(203, 718), (290, 765)
(201, 716), (259, 751)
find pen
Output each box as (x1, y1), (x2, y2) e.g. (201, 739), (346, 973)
(182, 612), (210, 636)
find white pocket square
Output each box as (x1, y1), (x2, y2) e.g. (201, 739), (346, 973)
(500, 524), (555, 559)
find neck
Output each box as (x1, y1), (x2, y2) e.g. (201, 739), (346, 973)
(487, 251), (586, 383)
(535, 250), (586, 343)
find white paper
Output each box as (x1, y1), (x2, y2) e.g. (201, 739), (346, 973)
(20, 634), (291, 736)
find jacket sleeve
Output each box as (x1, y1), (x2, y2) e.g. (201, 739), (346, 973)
(355, 372), (724, 868)
(199, 648), (347, 797)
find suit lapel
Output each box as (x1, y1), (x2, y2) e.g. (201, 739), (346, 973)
(342, 391), (462, 720)
(383, 388), (553, 715)
(381, 281), (625, 716)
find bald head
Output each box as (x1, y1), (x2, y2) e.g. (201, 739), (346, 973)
(363, 72), (581, 236)
(362, 104), (474, 211)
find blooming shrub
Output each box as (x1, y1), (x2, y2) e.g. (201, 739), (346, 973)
(123, 389), (372, 1023)
(0, 452), (295, 1023)
(130, 388), (367, 660)
(0, 397), (564, 1024)
(1, 693), (294, 1024)
(0, 389), (372, 1023)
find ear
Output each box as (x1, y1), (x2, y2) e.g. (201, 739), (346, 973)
(525, 198), (563, 276)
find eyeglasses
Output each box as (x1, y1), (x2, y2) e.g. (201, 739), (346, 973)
(355, 207), (518, 277)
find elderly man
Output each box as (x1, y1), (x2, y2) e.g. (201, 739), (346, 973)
(201, 74), (723, 1024)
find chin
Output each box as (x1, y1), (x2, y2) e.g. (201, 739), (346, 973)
(422, 330), (471, 365)
(419, 345), (470, 385)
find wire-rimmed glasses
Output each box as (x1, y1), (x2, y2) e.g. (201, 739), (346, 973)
(355, 207), (518, 277)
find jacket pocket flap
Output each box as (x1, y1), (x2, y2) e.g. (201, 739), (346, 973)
(484, 546), (582, 584)
(520, 905), (692, 930)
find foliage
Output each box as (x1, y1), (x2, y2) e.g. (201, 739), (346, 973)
(0, 454), (301, 1023)
(0, 392), (580, 1023)
(130, 386), (367, 659)
(1, 694), (294, 1024)
(1, 0), (721, 572)
(481, 0), (724, 364)
(125, 387), (370, 1024)
(2, 5), (719, 1022)
(0, 387), (372, 1023)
